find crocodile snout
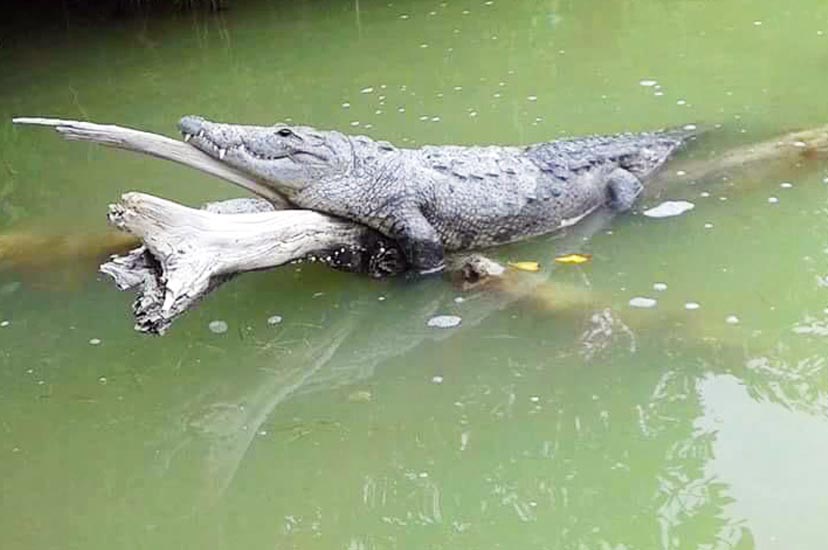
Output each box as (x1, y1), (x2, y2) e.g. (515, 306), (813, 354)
(178, 115), (206, 138)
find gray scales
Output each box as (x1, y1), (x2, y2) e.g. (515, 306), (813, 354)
(178, 116), (699, 274)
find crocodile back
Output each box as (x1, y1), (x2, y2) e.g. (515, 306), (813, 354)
(525, 127), (701, 181)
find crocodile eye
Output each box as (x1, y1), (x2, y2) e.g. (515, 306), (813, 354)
(277, 128), (294, 137)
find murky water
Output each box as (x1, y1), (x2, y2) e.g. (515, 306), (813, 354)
(2, 0), (828, 548)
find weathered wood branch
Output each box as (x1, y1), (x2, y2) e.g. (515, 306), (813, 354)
(100, 192), (506, 334)
(101, 193), (412, 333)
(12, 117), (290, 207)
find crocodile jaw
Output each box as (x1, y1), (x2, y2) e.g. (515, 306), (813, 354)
(178, 116), (321, 194)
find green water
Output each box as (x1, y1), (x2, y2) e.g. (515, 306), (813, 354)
(2, 0), (828, 548)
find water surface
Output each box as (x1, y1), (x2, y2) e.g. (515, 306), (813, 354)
(2, 0), (828, 548)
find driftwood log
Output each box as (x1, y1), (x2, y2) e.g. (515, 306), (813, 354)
(12, 117), (828, 334)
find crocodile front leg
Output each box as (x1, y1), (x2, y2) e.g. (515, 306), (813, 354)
(388, 209), (446, 275)
(606, 168), (643, 211)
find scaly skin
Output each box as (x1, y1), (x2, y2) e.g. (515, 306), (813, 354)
(178, 116), (697, 273)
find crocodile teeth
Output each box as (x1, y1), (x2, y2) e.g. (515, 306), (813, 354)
(184, 133), (192, 143)
(218, 148), (227, 160)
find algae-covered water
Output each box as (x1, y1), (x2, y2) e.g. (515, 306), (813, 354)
(2, 0), (828, 548)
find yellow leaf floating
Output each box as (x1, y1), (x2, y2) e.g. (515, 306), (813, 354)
(554, 253), (592, 265)
(507, 261), (541, 272)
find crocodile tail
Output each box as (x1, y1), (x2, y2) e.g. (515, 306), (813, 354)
(626, 124), (706, 179)
(657, 123), (708, 143)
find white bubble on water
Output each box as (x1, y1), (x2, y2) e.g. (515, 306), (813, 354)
(360, 87), (374, 94)
(629, 297), (657, 308)
(685, 302), (701, 310)
(341, 102), (351, 108)
(208, 320), (228, 334)
(267, 315), (283, 326)
(89, 338), (101, 345)
(704, 223), (714, 229)
(350, 121), (360, 127)
(653, 283), (668, 291)
(430, 116), (441, 122)
(427, 315), (462, 328)
(654, 91), (664, 97)
(753, 20), (763, 26)
(527, 95), (538, 101)
(768, 196), (779, 204)
(420, 43), (429, 48)
(643, 200), (695, 218)
(676, 99), (687, 106)
(469, 111), (478, 117)
(399, 14), (409, 19)
(639, 80), (658, 87)
(725, 315), (740, 325)
(0, 321), (9, 328)
(780, 182), (793, 189)
(432, 375), (444, 384)
(700, 191), (711, 198)
(683, 124), (697, 131)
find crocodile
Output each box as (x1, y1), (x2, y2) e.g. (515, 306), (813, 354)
(178, 116), (698, 274)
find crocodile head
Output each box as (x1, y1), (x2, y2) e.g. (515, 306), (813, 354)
(178, 116), (351, 196)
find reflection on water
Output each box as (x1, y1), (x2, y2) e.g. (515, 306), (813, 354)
(2, 0), (828, 548)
